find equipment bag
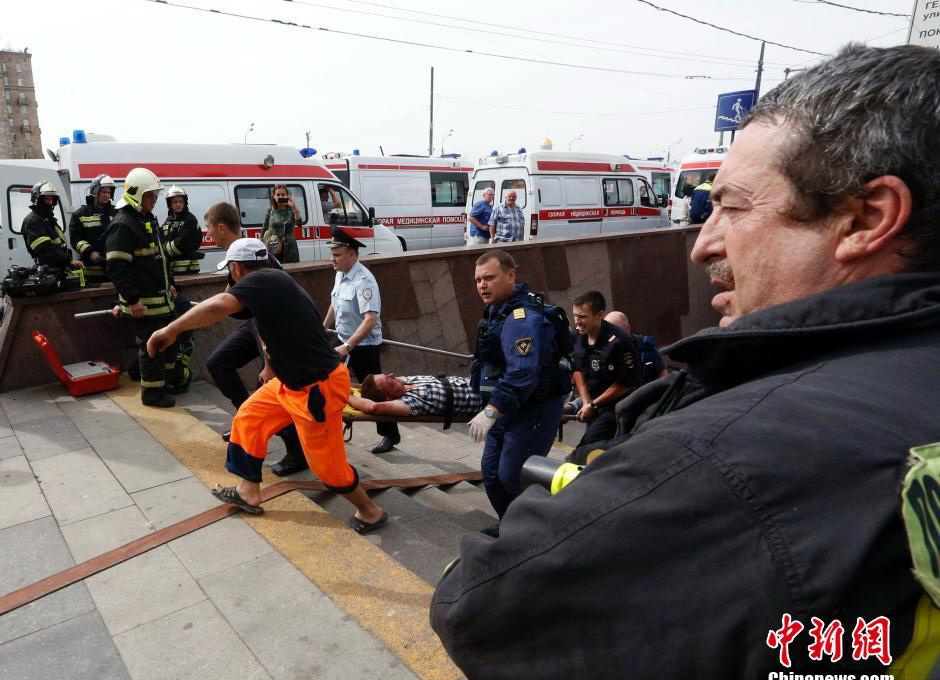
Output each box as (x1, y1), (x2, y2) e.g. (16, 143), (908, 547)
(633, 333), (666, 384)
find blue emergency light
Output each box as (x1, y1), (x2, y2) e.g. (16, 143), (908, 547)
(72, 130), (87, 144)
(59, 137), (70, 146)
(490, 150), (499, 156)
(299, 147), (317, 158)
(517, 147), (526, 154)
(352, 148), (360, 155)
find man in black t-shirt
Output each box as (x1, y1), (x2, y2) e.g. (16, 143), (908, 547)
(569, 291), (642, 451)
(148, 238), (387, 533)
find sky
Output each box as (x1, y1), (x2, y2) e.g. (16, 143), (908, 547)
(1, 0), (914, 164)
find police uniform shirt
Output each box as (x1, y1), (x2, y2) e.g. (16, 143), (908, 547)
(572, 319), (642, 400)
(228, 268), (339, 387)
(330, 260), (382, 346)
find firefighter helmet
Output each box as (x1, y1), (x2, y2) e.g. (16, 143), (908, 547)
(30, 181), (59, 206)
(122, 168), (162, 212)
(89, 174), (116, 199)
(165, 185), (188, 211)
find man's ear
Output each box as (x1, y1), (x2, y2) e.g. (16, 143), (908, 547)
(835, 175), (911, 263)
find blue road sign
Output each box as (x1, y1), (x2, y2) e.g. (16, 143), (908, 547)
(714, 90), (757, 132)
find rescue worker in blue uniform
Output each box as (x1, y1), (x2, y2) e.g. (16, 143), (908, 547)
(69, 173), (116, 283)
(468, 250), (570, 523)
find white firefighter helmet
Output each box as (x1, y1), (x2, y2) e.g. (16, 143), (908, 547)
(30, 181), (59, 206)
(89, 174), (116, 199)
(121, 167), (162, 212)
(165, 185), (188, 210)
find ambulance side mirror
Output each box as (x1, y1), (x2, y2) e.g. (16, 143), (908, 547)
(368, 206), (375, 225)
(658, 194), (668, 208)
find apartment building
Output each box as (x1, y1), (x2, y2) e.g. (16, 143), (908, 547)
(0, 49), (41, 159)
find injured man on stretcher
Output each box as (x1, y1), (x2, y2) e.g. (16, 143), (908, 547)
(347, 373), (482, 420)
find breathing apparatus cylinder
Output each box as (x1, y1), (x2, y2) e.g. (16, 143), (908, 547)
(520, 456), (582, 495)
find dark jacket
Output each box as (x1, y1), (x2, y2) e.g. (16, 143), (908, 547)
(105, 205), (174, 317)
(432, 273), (940, 678)
(689, 180), (713, 223)
(69, 202), (116, 280)
(23, 206), (71, 268)
(160, 210), (203, 275)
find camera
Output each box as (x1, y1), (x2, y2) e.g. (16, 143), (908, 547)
(277, 196), (289, 204)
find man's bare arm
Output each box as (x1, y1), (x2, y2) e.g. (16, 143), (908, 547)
(347, 393), (412, 417)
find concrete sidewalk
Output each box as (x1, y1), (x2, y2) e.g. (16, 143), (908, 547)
(0, 381), (432, 680)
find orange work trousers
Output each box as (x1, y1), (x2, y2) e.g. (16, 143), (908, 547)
(224, 363), (358, 492)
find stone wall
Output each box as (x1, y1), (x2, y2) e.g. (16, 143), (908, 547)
(0, 227), (717, 392)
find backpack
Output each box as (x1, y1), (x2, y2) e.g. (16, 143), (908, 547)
(633, 333), (665, 384)
(511, 291), (574, 361)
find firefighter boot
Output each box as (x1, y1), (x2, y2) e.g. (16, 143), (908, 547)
(142, 387), (175, 408)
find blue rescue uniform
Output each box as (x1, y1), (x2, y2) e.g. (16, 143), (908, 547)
(471, 283), (570, 517)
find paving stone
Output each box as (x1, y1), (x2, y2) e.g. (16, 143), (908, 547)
(0, 408), (13, 440)
(0, 455), (50, 531)
(85, 545), (206, 635)
(13, 416), (89, 462)
(0, 516), (94, 645)
(113, 600), (269, 680)
(131, 476), (216, 530)
(200, 552), (418, 680)
(0, 611), (130, 680)
(82, 425), (192, 494)
(0, 435), (23, 461)
(169, 516), (274, 580)
(60, 505), (155, 563)
(0, 385), (63, 425)
(31, 448), (133, 526)
(58, 393), (140, 440)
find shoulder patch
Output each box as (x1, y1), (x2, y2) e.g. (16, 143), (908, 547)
(513, 308), (526, 320)
(361, 288), (373, 300)
(514, 337), (533, 356)
(901, 442), (940, 608)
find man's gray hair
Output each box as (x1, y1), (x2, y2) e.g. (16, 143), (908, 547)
(744, 43), (940, 271)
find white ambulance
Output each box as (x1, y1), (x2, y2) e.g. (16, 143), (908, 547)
(0, 158), (71, 270)
(627, 157), (676, 209)
(36, 139), (401, 271)
(670, 147), (728, 225)
(322, 153), (473, 251)
(467, 150), (668, 241)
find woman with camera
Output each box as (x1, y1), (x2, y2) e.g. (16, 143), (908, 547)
(262, 184), (301, 263)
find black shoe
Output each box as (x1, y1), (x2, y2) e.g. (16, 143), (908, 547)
(221, 430), (231, 443)
(270, 453), (309, 477)
(170, 375), (192, 395)
(142, 389), (175, 408)
(371, 436), (400, 454)
(479, 522), (500, 538)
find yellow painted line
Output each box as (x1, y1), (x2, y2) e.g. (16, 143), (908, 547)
(553, 441), (574, 452)
(107, 377), (459, 680)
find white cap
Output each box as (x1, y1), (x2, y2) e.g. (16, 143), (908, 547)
(216, 238), (268, 270)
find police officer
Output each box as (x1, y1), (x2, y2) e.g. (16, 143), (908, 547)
(323, 227), (401, 454)
(23, 181), (82, 271)
(106, 167), (180, 408)
(161, 186), (203, 276)
(569, 290), (641, 456)
(69, 173), (116, 283)
(468, 249), (570, 523)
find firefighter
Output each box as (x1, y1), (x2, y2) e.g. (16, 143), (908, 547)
(105, 167), (180, 408)
(161, 186), (203, 276)
(22, 181), (82, 271)
(69, 173), (116, 283)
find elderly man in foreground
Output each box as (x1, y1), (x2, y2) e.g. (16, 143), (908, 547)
(430, 44), (940, 678)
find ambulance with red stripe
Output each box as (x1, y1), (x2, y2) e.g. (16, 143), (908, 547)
(49, 140), (401, 271)
(627, 157), (676, 210)
(670, 146), (728, 225)
(467, 150), (668, 241)
(322, 153), (472, 251)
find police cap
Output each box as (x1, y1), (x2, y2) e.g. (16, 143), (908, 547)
(326, 226), (366, 252)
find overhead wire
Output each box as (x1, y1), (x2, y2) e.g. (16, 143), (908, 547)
(436, 93), (714, 117)
(143, 0), (761, 81)
(791, 0), (910, 17)
(634, 0), (831, 56)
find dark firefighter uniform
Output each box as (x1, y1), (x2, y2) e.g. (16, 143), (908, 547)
(106, 204), (184, 402)
(23, 204), (72, 269)
(161, 197), (203, 275)
(471, 282), (570, 517)
(571, 319), (642, 449)
(69, 202), (116, 282)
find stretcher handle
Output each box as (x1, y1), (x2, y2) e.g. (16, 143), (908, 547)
(325, 328), (472, 360)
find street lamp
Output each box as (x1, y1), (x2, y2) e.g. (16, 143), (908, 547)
(666, 137), (683, 163)
(568, 134), (583, 151)
(440, 128), (454, 156)
(244, 122), (255, 144)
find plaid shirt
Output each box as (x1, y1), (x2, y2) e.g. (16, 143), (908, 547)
(397, 376), (482, 417)
(488, 203), (525, 242)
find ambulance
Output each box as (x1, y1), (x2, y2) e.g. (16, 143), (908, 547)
(670, 146), (728, 224)
(0, 158), (70, 270)
(0, 137), (403, 272)
(467, 150), (668, 241)
(322, 153), (473, 251)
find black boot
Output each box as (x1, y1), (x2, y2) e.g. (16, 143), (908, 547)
(142, 387), (175, 408)
(371, 435), (400, 454)
(270, 449), (308, 476)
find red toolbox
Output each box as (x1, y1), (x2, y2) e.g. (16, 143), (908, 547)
(31, 331), (120, 397)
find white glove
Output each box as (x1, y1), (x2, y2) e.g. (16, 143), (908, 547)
(468, 408), (496, 444)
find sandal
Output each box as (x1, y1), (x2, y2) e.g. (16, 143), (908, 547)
(348, 511), (388, 535)
(211, 485), (264, 515)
